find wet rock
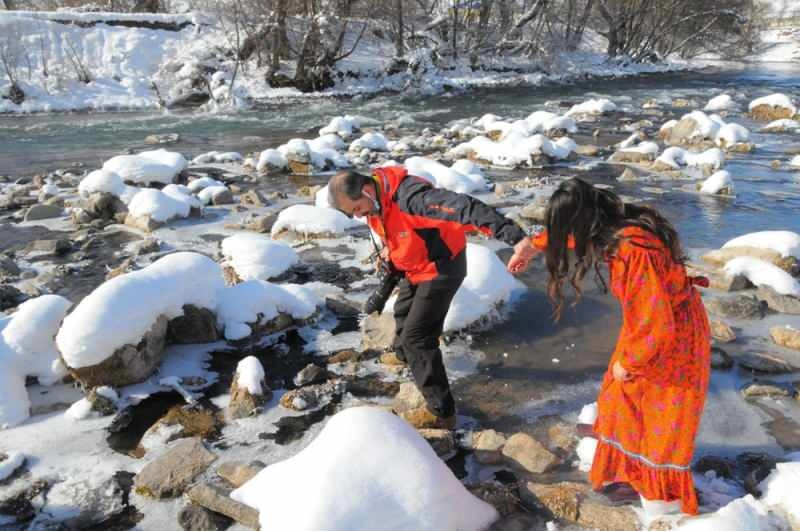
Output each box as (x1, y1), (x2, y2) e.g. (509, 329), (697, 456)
(68, 315), (168, 388)
(293, 363), (330, 387)
(211, 189), (234, 206)
(704, 295), (766, 320)
(0, 255), (20, 278)
(502, 433), (561, 474)
(736, 452), (781, 496)
(279, 380), (343, 411)
(701, 247), (798, 274)
(240, 189), (270, 207)
(468, 483), (521, 517)
(741, 381), (793, 399)
(167, 305), (219, 344)
(24, 204), (63, 221)
(711, 346), (734, 370)
(71, 207), (94, 225)
(228, 363), (271, 420)
(33, 475), (129, 529)
(750, 104), (796, 122)
(521, 481), (639, 531)
(361, 312), (396, 351)
(28, 238), (72, 256)
(178, 504), (233, 531)
(710, 320), (737, 343)
(148, 404), (224, 443)
(216, 461), (264, 488)
(125, 213), (163, 233)
(770, 325), (800, 350)
(145, 133), (180, 145)
(134, 438), (217, 499)
(392, 381), (427, 414)
(610, 150), (656, 163)
(756, 286), (800, 315)
(737, 352), (797, 374)
(85, 192), (128, 222)
(694, 455), (736, 479)
(418, 428), (456, 458)
(325, 296), (360, 318)
(0, 284), (25, 311)
(325, 349), (362, 364)
(468, 429), (507, 464)
(185, 482), (260, 529)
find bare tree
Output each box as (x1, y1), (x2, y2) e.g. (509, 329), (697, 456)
(0, 22), (25, 104)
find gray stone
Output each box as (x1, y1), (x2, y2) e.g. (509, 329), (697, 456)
(279, 380), (343, 411)
(211, 189), (234, 206)
(704, 295), (766, 320)
(711, 346), (734, 370)
(168, 305), (219, 344)
(756, 286), (800, 315)
(125, 213), (163, 232)
(28, 238), (71, 256)
(0, 256), (20, 278)
(178, 504), (233, 531)
(741, 382), (793, 399)
(0, 284), (25, 311)
(710, 320), (737, 343)
(293, 363), (330, 387)
(737, 352), (797, 374)
(185, 482), (260, 529)
(88, 388), (118, 416)
(68, 315), (168, 388)
(134, 238), (161, 255)
(216, 461), (264, 488)
(392, 382), (427, 414)
(134, 438), (217, 498)
(502, 433), (561, 474)
(240, 189), (270, 207)
(325, 297), (360, 318)
(468, 483), (520, 517)
(361, 312), (396, 352)
(469, 429), (507, 464)
(24, 204), (63, 221)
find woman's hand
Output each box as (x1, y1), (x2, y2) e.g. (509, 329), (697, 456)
(612, 361), (632, 382)
(507, 238), (540, 274)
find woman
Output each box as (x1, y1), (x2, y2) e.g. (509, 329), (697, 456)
(508, 178), (710, 515)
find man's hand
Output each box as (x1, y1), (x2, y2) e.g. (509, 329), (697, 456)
(612, 361), (632, 382)
(507, 238), (540, 274)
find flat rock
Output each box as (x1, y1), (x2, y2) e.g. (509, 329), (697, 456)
(710, 320), (736, 343)
(711, 346), (734, 370)
(325, 296), (360, 318)
(469, 429), (507, 464)
(502, 433), (561, 474)
(757, 286), (800, 315)
(216, 461), (265, 488)
(178, 504), (233, 531)
(392, 382), (427, 414)
(186, 482), (260, 529)
(24, 203), (63, 221)
(771, 326), (800, 351)
(737, 352), (796, 374)
(134, 438), (217, 499)
(361, 312), (396, 351)
(417, 428), (456, 458)
(704, 295), (766, 320)
(741, 382), (793, 399)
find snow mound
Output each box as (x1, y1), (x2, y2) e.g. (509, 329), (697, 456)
(221, 233), (298, 281)
(278, 138), (350, 169)
(196, 185), (230, 205)
(715, 123), (750, 147)
(565, 98), (617, 117)
(128, 185), (200, 222)
(257, 149), (289, 172)
(230, 406), (498, 531)
(78, 169), (137, 201)
(235, 356), (265, 395)
(761, 119), (800, 133)
(525, 111), (577, 134)
(216, 281), (320, 340)
(0, 368), (28, 429)
(191, 151), (243, 164)
(56, 252), (224, 369)
(699, 170), (734, 195)
(451, 132), (575, 167)
(748, 93), (797, 115)
(103, 149), (186, 185)
(350, 132), (389, 152)
(790, 155), (800, 168)
(759, 462), (800, 524)
(656, 147), (725, 171)
(578, 402), (598, 424)
(0, 451), (25, 481)
(724, 257), (800, 297)
(705, 94), (737, 112)
(187, 177), (225, 193)
(677, 495), (781, 530)
(444, 243), (523, 331)
(617, 141), (660, 155)
(723, 231), (800, 258)
(404, 156), (487, 194)
(319, 116), (361, 138)
(271, 204), (360, 238)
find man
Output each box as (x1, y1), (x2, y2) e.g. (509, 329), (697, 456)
(327, 166), (536, 429)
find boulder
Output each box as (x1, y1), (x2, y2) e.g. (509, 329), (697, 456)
(134, 438), (217, 499)
(68, 315), (168, 388)
(85, 192), (128, 222)
(216, 461), (265, 489)
(711, 346), (734, 370)
(575, 144), (603, 157)
(0, 255), (20, 278)
(167, 305), (219, 344)
(32, 475), (128, 529)
(28, 238), (71, 256)
(686, 262), (750, 292)
(609, 150), (655, 163)
(88, 387), (118, 416)
(710, 320), (737, 343)
(361, 312), (396, 352)
(0, 284), (25, 311)
(325, 296), (360, 318)
(737, 352), (797, 374)
(468, 483), (521, 517)
(185, 482), (260, 529)
(24, 204), (63, 221)
(704, 295), (766, 320)
(469, 429), (507, 464)
(770, 326), (800, 351)
(240, 190), (270, 207)
(701, 247), (797, 273)
(519, 203), (547, 222)
(178, 504), (233, 531)
(392, 382), (427, 414)
(211, 189), (234, 206)
(750, 104), (796, 122)
(293, 363), (330, 387)
(756, 286), (800, 315)
(664, 117), (703, 146)
(418, 428), (456, 458)
(125, 213), (163, 233)
(502, 433), (561, 474)
(228, 362), (271, 420)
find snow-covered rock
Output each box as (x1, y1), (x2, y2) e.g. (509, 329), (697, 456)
(654, 147), (725, 174)
(761, 119), (800, 133)
(790, 155), (800, 168)
(525, 111), (577, 135)
(715, 123), (751, 149)
(0, 451), (25, 481)
(196, 185), (231, 206)
(748, 93), (798, 120)
(230, 406), (498, 531)
(578, 402), (598, 425)
(78, 169), (138, 202)
(404, 156), (487, 194)
(723, 231), (800, 258)
(221, 233), (298, 281)
(759, 462), (800, 525)
(610, 141), (660, 163)
(677, 494), (783, 530)
(724, 257), (800, 297)
(256, 149), (288, 173)
(56, 252), (224, 370)
(319, 115), (361, 139)
(705, 94), (737, 112)
(191, 151), (243, 164)
(271, 204), (361, 238)
(699, 170), (735, 195)
(565, 98), (617, 117)
(350, 132), (389, 152)
(187, 177), (225, 193)
(451, 132), (575, 167)
(103, 149), (186, 185)
(127, 185), (200, 226)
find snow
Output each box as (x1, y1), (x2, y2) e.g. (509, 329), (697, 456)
(451, 132), (576, 167)
(78, 169), (135, 200)
(524, 111), (577, 134)
(443, 243), (523, 331)
(230, 406), (498, 531)
(278, 138), (350, 169)
(127, 185), (200, 222)
(350, 132), (389, 152)
(64, 397), (95, 421)
(271, 204), (361, 237)
(683, 111), (723, 140)
(404, 156), (488, 194)
(475, 114), (502, 127)
(722, 231), (800, 258)
(319, 116), (361, 138)
(724, 257), (800, 296)
(257, 149), (289, 172)
(191, 151), (243, 164)
(759, 462), (800, 524)
(102, 149), (186, 185)
(656, 147), (725, 171)
(56, 252), (225, 369)
(578, 402), (598, 424)
(715, 123), (751, 147)
(576, 437), (598, 472)
(761, 119), (800, 132)
(790, 155), (800, 168)
(0, 452), (25, 481)
(677, 495), (781, 530)
(617, 141), (660, 155)
(235, 356), (265, 395)
(0, 368), (30, 429)
(565, 98), (617, 117)
(196, 185), (230, 205)
(221, 233), (299, 281)
(748, 93), (797, 115)
(700, 170), (734, 195)
(187, 177), (225, 193)
(215, 280), (320, 340)
(705, 94), (737, 112)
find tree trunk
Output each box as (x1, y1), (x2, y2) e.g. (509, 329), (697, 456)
(2, 0), (16, 10)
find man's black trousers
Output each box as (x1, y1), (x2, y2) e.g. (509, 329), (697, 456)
(393, 272), (464, 418)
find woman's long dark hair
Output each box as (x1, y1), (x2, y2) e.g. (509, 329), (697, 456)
(545, 178), (683, 321)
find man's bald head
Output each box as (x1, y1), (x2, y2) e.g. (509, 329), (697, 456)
(327, 170), (378, 218)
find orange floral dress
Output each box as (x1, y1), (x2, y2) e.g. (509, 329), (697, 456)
(533, 226), (711, 515)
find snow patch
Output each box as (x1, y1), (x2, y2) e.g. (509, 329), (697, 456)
(724, 257), (800, 296)
(221, 233), (299, 281)
(271, 204), (361, 237)
(722, 231), (800, 258)
(235, 356), (265, 395)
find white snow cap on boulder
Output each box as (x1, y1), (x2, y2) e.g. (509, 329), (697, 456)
(724, 257), (800, 297)
(230, 406), (498, 531)
(78, 169), (138, 202)
(319, 115), (361, 138)
(127, 185), (200, 223)
(271, 204), (361, 238)
(748, 93), (797, 115)
(256, 149), (288, 172)
(656, 147), (725, 171)
(404, 156), (487, 194)
(102, 149), (187, 185)
(759, 462), (800, 524)
(699, 170), (734, 195)
(235, 356), (266, 395)
(704, 94), (737, 112)
(451, 132), (575, 167)
(723, 231), (800, 258)
(221, 233), (298, 281)
(349, 132), (389, 152)
(565, 98), (617, 117)
(56, 252), (225, 369)
(191, 151), (243, 164)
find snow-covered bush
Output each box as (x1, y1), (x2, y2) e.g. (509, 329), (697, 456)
(231, 407), (498, 531)
(221, 233), (299, 281)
